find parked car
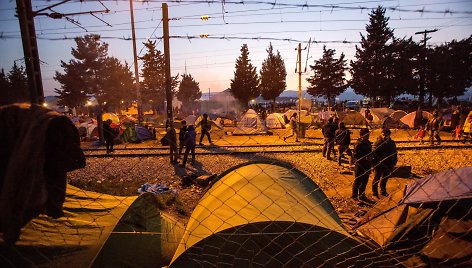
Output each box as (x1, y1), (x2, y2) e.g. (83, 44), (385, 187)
(345, 100), (360, 111)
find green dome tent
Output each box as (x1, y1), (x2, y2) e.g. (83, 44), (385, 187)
(169, 161), (398, 267)
(1, 185), (184, 267)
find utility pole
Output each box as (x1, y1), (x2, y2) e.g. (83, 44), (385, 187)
(16, 0), (44, 104)
(129, 0), (142, 122)
(295, 43), (307, 138)
(162, 3), (173, 121)
(415, 29), (438, 107)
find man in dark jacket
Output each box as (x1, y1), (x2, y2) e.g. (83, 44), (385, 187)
(178, 120), (187, 157)
(322, 117), (337, 160)
(427, 110), (443, 145)
(180, 125), (197, 167)
(351, 128), (373, 205)
(167, 120), (179, 164)
(334, 122), (352, 166)
(372, 128), (398, 198)
(198, 113), (212, 145)
(103, 119), (116, 154)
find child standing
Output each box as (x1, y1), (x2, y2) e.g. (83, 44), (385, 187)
(454, 125), (462, 141)
(415, 125), (426, 145)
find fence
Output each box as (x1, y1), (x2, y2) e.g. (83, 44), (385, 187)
(1, 116), (472, 267)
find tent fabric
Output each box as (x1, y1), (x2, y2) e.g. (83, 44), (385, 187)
(464, 111), (472, 133)
(135, 125), (153, 141)
(360, 108), (394, 125)
(339, 110), (368, 128)
(356, 167), (472, 267)
(120, 126), (139, 143)
(233, 109), (268, 135)
(390, 110), (407, 122)
(92, 192), (184, 268)
(1, 185), (183, 267)
(400, 111), (432, 129)
(2, 185), (136, 267)
(170, 161), (396, 267)
(403, 166), (472, 206)
(78, 121), (98, 138)
(382, 116), (408, 129)
(102, 113), (120, 124)
(318, 110), (335, 122)
(265, 113), (286, 129)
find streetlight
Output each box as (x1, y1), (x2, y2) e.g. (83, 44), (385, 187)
(86, 101), (92, 116)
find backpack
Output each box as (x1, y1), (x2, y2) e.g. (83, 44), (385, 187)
(160, 133), (169, 146)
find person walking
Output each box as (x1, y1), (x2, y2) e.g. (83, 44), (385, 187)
(103, 119), (116, 154)
(427, 111), (443, 145)
(198, 113), (212, 145)
(322, 117), (337, 160)
(178, 120), (187, 157)
(179, 125), (197, 167)
(351, 128), (374, 205)
(372, 128), (398, 198)
(283, 112), (299, 142)
(334, 122), (352, 166)
(166, 120), (179, 164)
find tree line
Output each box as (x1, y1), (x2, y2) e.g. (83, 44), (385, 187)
(1, 6), (471, 112)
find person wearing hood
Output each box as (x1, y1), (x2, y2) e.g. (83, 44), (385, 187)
(372, 128), (398, 198)
(180, 125), (197, 167)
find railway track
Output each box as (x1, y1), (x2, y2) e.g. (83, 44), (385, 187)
(83, 141), (472, 158)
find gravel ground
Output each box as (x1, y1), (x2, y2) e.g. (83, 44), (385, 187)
(70, 130), (472, 226)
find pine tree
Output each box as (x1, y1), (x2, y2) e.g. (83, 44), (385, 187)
(259, 43), (286, 111)
(177, 73), (202, 114)
(230, 44), (260, 108)
(7, 62), (29, 103)
(306, 46), (348, 108)
(55, 34), (133, 110)
(0, 69), (10, 105)
(139, 40), (179, 113)
(426, 36), (472, 105)
(350, 6), (395, 105)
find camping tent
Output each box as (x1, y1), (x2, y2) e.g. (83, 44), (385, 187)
(390, 110), (407, 122)
(356, 167), (472, 267)
(135, 125), (153, 141)
(318, 110), (335, 123)
(233, 109), (268, 135)
(360, 108), (394, 126)
(339, 110), (368, 128)
(169, 161), (398, 267)
(284, 109), (308, 122)
(2, 185), (184, 267)
(102, 113), (120, 124)
(400, 111), (432, 129)
(463, 111), (472, 134)
(78, 121), (98, 139)
(265, 113), (286, 129)
(382, 116), (408, 129)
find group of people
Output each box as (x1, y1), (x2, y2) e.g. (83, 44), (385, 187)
(165, 113), (214, 167)
(351, 128), (398, 205)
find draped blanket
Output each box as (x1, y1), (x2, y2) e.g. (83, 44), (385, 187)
(0, 103), (85, 244)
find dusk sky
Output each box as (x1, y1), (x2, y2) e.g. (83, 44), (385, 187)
(1, 0), (471, 98)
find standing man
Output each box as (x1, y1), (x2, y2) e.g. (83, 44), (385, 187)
(351, 128), (373, 204)
(427, 111), (443, 145)
(167, 120), (179, 164)
(179, 125), (197, 167)
(322, 117), (337, 160)
(283, 112), (299, 142)
(178, 120), (187, 157)
(335, 122), (352, 166)
(372, 128), (398, 198)
(198, 113), (212, 146)
(103, 119), (116, 154)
